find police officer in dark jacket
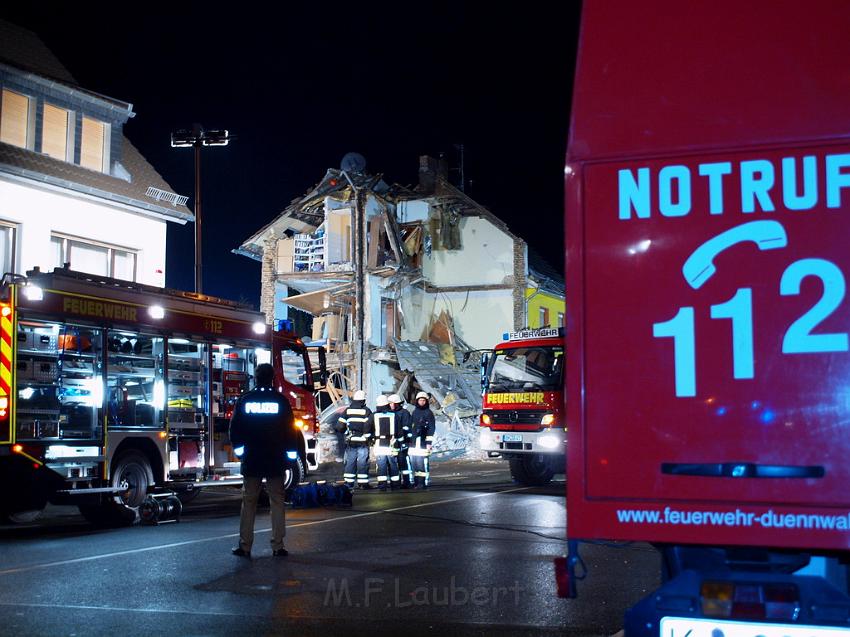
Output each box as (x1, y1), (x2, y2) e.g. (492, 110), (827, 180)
(388, 393), (414, 488)
(335, 390), (372, 489)
(410, 391), (436, 488)
(229, 363), (297, 558)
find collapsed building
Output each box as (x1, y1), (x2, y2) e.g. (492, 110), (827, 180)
(235, 154), (564, 460)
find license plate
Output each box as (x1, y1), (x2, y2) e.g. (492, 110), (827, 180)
(660, 617), (850, 637)
(502, 434), (522, 442)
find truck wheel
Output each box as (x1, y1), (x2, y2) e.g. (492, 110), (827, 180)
(284, 455), (305, 495)
(509, 454), (556, 486)
(79, 451), (153, 527)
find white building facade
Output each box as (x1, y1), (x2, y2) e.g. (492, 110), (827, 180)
(0, 21), (191, 284)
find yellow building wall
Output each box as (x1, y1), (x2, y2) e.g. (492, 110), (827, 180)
(525, 287), (565, 328)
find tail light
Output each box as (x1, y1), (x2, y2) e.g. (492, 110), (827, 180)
(700, 580), (800, 621)
(0, 395), (8, 441)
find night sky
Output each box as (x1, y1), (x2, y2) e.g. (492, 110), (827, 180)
(1, 2), (579, 306)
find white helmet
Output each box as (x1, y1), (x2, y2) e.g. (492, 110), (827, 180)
(375, 395), (389, 407)
(353, 389), (366, 401)
(415, 391), (429, 401)
(388, 393), (402, 404)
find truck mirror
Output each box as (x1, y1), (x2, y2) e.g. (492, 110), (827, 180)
(480, 352), (491, 390)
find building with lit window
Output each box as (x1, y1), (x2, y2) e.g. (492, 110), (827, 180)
(0, 20), (191, 284)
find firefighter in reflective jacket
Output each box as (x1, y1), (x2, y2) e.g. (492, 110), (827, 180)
(410, 391), (436, 488)
(388, 393), (413, 488)
(372, 395), (401, 490)
(336, 390), (372, 489)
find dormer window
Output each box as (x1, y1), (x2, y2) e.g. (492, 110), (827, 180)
(0, 89), (34, 150)
(41, 103), (73, 161)
(80, 116), (109, 172)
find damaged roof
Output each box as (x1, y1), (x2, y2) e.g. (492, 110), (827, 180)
(236, 167), (416, 260)
(527, 247), (565, 297)
(394, 340), (482, 417)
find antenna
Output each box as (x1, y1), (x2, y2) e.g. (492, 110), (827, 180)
(452, 143), (465, 192)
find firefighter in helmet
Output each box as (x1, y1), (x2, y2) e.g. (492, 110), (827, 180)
(409, 391), (436, 488)
(372, 394), (401, 490)
(336, 389), (372, 489)
(388, 393), (413, 488)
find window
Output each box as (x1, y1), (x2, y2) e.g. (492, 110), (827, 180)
(51, 234), (137, 281)
(41, 103), (72, 161)
(0, 223), (17, 275)
(280, 346), (310, 389)
(557, 312), (564, 328)
(80, 116), (109, 172)
(0, 89), (32, 149)
(539, 307), (549, 328)
(487, 346), (565, 393)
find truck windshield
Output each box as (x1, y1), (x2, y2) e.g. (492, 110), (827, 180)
(280, 346), (310, 389)
(487, 346), (564, 392)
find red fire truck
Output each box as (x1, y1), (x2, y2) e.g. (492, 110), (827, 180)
(478, 328), (565, 485)
(561, 1), (850, 634)
(0, 267), (324, 525)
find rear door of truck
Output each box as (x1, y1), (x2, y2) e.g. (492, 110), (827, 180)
(566, 0), (850, 551)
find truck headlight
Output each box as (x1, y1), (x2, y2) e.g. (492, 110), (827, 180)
(541, 413), (555, 426)
(480, 413), (491, 426)
(538, 434), (561, 449)
(234, 446), (245, 457)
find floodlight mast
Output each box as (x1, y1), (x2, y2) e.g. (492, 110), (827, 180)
(170, 123), (232, 294)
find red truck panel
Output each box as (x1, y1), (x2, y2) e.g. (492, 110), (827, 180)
(567, 2), (850, 550)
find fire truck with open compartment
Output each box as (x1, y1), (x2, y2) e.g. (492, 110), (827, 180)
(0, 267), (324, 525)
(478, 327), (565, 485)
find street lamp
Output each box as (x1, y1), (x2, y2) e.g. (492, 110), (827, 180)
(170, 124), (232, 294)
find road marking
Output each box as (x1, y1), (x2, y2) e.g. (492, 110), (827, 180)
(0, 601), (242, 617)
(0, 486), (531, 576)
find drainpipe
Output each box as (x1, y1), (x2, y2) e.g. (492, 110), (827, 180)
(341, 171), (366, 389)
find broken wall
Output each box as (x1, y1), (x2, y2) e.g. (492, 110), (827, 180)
(399, 286), (514, 351)
(422, 216), (515, 287)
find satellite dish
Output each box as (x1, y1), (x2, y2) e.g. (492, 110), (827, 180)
(340, 152), (367, 174)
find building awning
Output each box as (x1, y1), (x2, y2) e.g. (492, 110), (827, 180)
(282, 283), (354, 315)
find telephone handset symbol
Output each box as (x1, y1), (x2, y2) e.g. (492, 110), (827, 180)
(682, 220), (787, 289)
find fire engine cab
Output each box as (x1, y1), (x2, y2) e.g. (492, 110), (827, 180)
(478, 327), (565, 485)
(0, 268), (324, 525)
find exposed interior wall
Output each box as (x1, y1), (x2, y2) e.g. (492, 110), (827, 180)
(399, 286), (513, 350)
(525, 287), (565, 328)
(0, 178), (167, 286)
(396, 200), (429, 223)
(367, 360), (396, 405)
(422, 216), (514, 287)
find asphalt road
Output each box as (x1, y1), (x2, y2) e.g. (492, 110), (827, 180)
(0, 460), (660, 636)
